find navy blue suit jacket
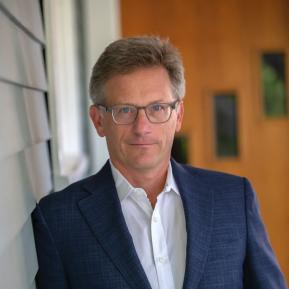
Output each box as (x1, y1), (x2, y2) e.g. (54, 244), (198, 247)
(32, 160), (287, 289)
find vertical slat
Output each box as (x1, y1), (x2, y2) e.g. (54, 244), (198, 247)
(0, 83), (31, 160)
(24, 142), (53, 201)
(0, 0), (44, 43)
(0, 218), (38, 289)
(29, 280), (37, 289)
(0, 152), (35, 254)
(0, 9), (47, 89)
(0, 84), (51, 161)
(24, 88), (50, 143)
(30, 280), (37, 289)
(0, 11), (26, 84)
(0, 1), (50, 288)
(19, 28), (47, 89)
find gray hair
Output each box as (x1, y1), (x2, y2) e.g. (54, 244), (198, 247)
(89, 36), (185, 104)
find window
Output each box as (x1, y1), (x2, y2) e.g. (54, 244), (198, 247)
(172, 135), (188, 164)
(261, 52), (287, 117)
(214, 93), (238, 157)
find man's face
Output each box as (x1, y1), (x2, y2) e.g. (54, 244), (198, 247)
(90, 66), (184, 175)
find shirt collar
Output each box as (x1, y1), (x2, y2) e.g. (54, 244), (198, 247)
(109, 160), (180, 203)
(165, 162), (180, 196)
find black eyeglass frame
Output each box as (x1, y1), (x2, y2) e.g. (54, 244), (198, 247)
(96, 100), (180, 125)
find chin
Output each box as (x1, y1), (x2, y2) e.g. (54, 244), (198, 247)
(128, 156), (166, 171)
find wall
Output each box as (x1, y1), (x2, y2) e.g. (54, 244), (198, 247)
(121, 0), (289, 281)
(45, 0), (121, 183)
(0, 1), (121, 287)
(0, 0), (52, 288)
(44, 0), (90, 190)
(82, 0), (120, 173)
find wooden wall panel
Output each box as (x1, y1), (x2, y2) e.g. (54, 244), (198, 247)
(121, 0), (289, 282)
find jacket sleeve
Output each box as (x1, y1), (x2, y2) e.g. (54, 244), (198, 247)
(243, 178), (288, 289)
(32, 204), (69, 289)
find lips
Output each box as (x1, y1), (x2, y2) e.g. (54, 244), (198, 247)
(128, 140), (157, 147)
(130, 143), (155, 146)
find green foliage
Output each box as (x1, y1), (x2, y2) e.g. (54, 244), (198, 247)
(262, 60), (287, 117)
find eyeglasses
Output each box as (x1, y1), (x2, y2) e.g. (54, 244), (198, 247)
(97, 100), (179, 125)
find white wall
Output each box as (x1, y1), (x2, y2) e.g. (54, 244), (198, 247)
(44, 0), (89, 190)
(0, 0), (120, 287)
(0, 0), (52, 288)
(44, 0), (121, 188)
(82, 0), (120, 173)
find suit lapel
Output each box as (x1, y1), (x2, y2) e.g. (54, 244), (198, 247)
(78, 162), (152, 289)
(77, 160), (213, 289)
(172, 160), (214, 289)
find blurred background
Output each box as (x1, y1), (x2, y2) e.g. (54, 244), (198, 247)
(0, 0), (288, 288)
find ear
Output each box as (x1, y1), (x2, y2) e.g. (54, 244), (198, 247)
(89, 105), (106, 137)
(175, 101), (184, 132)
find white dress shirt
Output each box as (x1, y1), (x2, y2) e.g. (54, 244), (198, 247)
(110, 161), (187, 289)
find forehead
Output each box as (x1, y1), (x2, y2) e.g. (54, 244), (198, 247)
(104, 66), (174, 105)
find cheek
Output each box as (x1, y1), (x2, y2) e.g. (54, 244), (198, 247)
(104, 125), (126, 147)
(161, 125), (176, 145)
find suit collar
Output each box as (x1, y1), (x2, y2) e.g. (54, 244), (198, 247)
(78, 161), (152, 289)
(171, 159), (214, 289)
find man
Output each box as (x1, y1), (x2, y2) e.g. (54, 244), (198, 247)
(33, 36), (287, 289)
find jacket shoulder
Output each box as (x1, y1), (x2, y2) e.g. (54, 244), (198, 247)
(38, 161), (113, 211)
(175, 161), (245, 187)
(37, 174), (95, 214)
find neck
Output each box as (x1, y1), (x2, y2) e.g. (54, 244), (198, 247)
(111, 160), (169, 207)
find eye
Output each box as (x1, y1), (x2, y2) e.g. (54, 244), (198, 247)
(116, 106), (133, 114)
(120, 106), (130, 113)
(150, 103), (165, 112)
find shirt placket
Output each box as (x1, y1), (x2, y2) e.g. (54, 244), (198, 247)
(151, 203), (175, 289)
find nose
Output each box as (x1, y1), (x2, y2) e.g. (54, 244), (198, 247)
(132, 108), (151, 134)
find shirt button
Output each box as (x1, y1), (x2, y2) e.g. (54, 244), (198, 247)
(158, 257), (167, 264)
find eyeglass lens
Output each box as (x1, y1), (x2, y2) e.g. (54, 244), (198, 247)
(112, 102), (176, 124)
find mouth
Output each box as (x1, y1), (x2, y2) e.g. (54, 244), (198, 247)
(130, 143), (155, 146)
(128, 140), (157, 147)
(127, 138), (158, 148)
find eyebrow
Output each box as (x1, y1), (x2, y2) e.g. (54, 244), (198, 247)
(109, 99), (175, 107)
